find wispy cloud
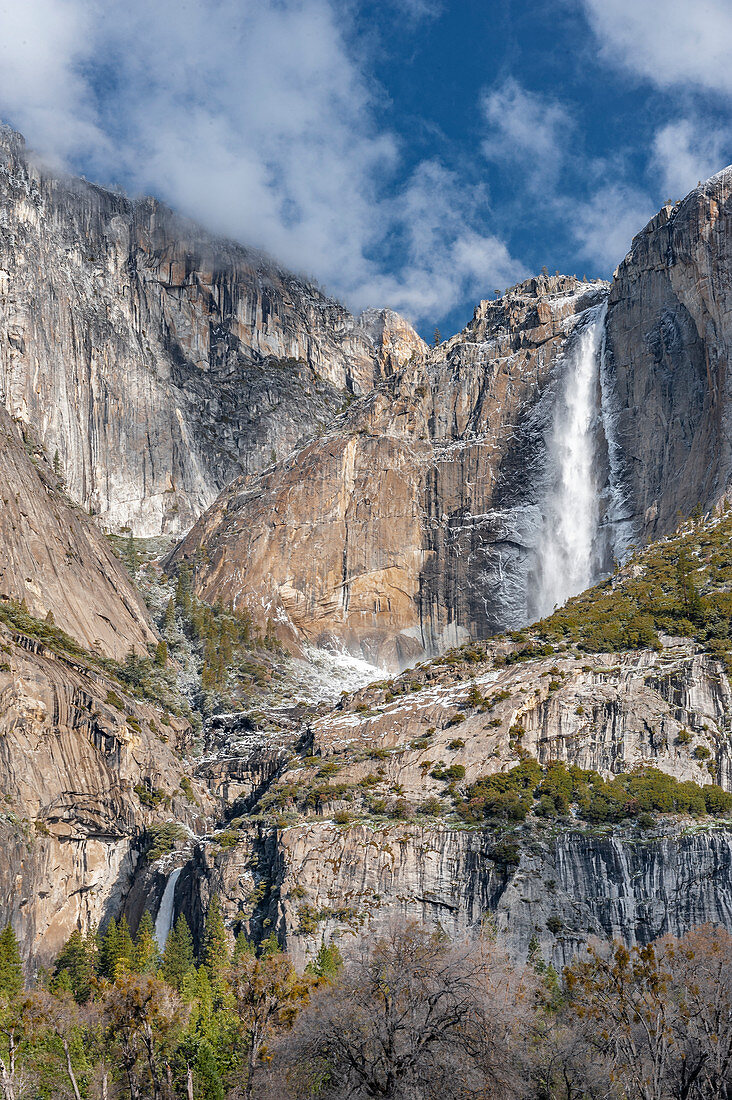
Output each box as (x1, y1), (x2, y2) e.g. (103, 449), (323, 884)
(568, 183), (653, 271)
(579, 0), (732, 96)
(481, 78), (573, 186)
(480, 77), (653, 272)
(0, 0), (516, 324)
(652, 118), (732, 199)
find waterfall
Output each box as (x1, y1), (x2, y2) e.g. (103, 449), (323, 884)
(533, 303), (606, 618)
(154, 867), (182, 951)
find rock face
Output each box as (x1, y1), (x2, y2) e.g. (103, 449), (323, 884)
(0, 623), (213, 971)
(172, 276), (608, 668)
(606, 167), (732, 538)
(0, 405), (154, 660)
(266, 821), (732, 971)
(175, 631), (732, 969)
(0, 126), (424, 535)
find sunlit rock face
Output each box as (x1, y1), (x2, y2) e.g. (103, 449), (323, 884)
(0, 624), (213, 973)
(171, 275), (609, 669)
(181, 636), (732, 969)
(605, 167), (732, 539)
(0, 126), (424, 535)
(0, 405), (154, 660)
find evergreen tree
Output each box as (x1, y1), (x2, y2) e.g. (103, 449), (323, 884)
(163, 597), (176, 636)
(154, 639), (168, 668)
(99, 917), (119, 979)
(175, 567), (192, 615)
(305, 941), (343, 984)
(233, 930), (255, 960)
(115, 915), (134, 973)
(52, 928), (97, 1002)
(100, 915), (134, 979)
(433, 328), (440, 347)
(0, 924), (23, 998)
(162, 914), (195, 992)
(194, 1039), (224, 1100)
(202, 896), (229, 992)
(133, 911), (161, 974)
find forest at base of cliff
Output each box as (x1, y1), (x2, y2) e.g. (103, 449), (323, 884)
(1, 913), (731, 1100)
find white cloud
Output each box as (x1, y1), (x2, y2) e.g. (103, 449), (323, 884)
(390, 0), (443, 21)
(579, 0), (732, 96)
(0, 0), (517, 324)
(569, 184), (654, 271)
(652, 118), (732, 199)
(481, 78), (573, 185)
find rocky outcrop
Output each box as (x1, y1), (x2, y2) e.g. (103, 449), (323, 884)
(605, 166), (732, 538)
(0, 405), (154, 660)
(0, 623), (213, 971)
(266, 820), (732, 971)
(171, 630), (732, 968)
(306, 639), (732, 793)
(172, 276), (608, 668)
(0, 126), (425, 535)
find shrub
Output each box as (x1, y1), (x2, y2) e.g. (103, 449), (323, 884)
(418, 796), (444, 816)
(390, 799), (412, 820)
(490, 839), (521, 865)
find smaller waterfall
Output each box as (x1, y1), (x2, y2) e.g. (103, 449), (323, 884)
(533, 304), (606, 618)
(154, 867), (182, 951)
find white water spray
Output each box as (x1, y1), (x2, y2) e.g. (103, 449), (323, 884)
(154, 866), (182, 951)
(534, 304), (606, 617)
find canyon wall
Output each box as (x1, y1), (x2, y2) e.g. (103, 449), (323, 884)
(0, 404), (154, 660)
(0, 125), (424, 535)
(0, 624), (212, 969)
(605, 166), (732, 538)
(172, 276), (609, 668)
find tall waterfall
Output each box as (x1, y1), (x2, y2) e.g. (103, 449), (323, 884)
(533, 303), (607, 618)
(154, 867), (182, 951)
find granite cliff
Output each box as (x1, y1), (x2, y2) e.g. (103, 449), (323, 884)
(0, 125), (425, 536)
(606, 166), (732, 539)
(0, 404), (154, 660)
(171, 275), (610, 668)
(3, 126), (732, 979)
(170, 168), (732, 672)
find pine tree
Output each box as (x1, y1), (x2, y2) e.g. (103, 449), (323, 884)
(163, 597), (176, 636)
(175, 567), (192, 615)
(100, 915), (134, 979)
(433, 328), (441, 347)
(154, 639), (168, 667)
(52, 928), (97, 1002)
(233, 930), (256, 960)
(133, 910), (161, 974)
(305, 941), (343, 983)
(99, 917), (119, 979)
(194, 1039), (224, 1100)
(162, 913), (195, 992)
(202, 896), (229, 992)
(0, 924), (23, 997)
(114, 915), (134, 977)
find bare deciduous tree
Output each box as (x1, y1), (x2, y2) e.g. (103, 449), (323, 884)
(270, 922), (538, 1100)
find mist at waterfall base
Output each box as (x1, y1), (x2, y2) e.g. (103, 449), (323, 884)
(530, 303), (628, 621)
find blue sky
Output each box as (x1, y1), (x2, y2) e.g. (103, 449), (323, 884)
(1, 0), (731, 339)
